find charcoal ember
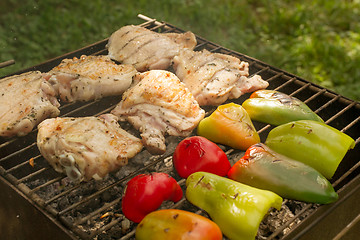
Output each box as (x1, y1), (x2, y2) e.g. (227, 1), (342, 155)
(77, 197), (101, 214)
(227, 150), (245, 166)
(120, 218), (131, 234)
(154, 156), (174, 173)
(258, 203), (295, 239)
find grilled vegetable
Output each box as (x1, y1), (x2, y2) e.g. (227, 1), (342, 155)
(121, 172), (183, 223)
(186, 171), (283, 240)
(265, 120), (355, 179)
(135, 209), (223, 240)
(173, 136), (231, 178)
(242, 89), (323, 126)
(228, 143), (338, 204)
(197, 103), (260, 150)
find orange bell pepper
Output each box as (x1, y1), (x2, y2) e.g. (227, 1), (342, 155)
(197, 102), (260, 150)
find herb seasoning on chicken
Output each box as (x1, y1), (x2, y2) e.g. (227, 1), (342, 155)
(0, 71), (60, 137)
(106, 25), (197, 72)
(37, 114), (143, 182)
(43, 55), (137, 102)
(111, 70), (205, 155)
(173, 49), (269, 106)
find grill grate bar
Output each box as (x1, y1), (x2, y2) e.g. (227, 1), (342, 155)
(314, 94), (340, 114)
(0, 59), (15, 69)
(29, 176), (64, 195)
(303, 88), (327, 104)
(57, 154), (172, 216)
(267, 204), (315, 240)
(44, 182), (81, 205)
(274, 77), (297, 91)
(0, 138), (16, 149)
(17, 166), (50, 183)
(266, 72), (284, 82)
(88, 218), (124, 239)
(332, 160), (360, 189)
(325, 101), (356, 125)
(0, 142), (37, 163)
(60, 100), (102, 117)
(288, 82), (312, 97)
(341, 115), (360, 134)
(257, 124), (272, 135)
(252, 66), (271, 77)
(74, 198), (121, 226)
(5, 154), (41, 174)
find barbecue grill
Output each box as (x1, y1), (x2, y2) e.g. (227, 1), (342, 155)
(1, 14), (359, 240)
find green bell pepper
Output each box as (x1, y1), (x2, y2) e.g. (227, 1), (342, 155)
(228, 143), (338, 204)
(265, 120), (355, 179)
(242, 89), (323, 125)
(186, 171), (283, 240)
(197, 102), (260, 150)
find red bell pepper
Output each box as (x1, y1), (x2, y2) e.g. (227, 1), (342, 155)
(121, 172), (183, 223)
(172, 136), (231, 178)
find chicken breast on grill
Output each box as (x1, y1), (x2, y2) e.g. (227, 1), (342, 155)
(44, 55), (137, 102)
(37, 114), (143, 182)
(111, 70), (205, 155)
(173, 49), (269, 106)
(106, 25), (197, 72)
(0, 71), (60, 137)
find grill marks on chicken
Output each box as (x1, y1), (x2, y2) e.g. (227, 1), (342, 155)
(106, 25), (197, 72)
(37, 114), (143, 182)
(111, 70), (205, 155)
(173, 49), (269, 106)
(44, 55), (137, 102)
(0, 71), (60, 137)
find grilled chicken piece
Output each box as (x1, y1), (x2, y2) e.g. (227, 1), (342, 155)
(44, 55), (137, 102)
(106, 25), (197, 72)
(0, 71), (60, 137)
(37, 114), (143, 182)
(111, 70), (205, 155)
(173, 49), (269, 106)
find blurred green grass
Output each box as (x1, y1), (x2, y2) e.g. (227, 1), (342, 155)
(1, 0), (359, 100)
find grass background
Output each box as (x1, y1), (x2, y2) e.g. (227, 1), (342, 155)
(1, 0), (359, 101)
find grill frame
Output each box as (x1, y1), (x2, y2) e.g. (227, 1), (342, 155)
(1, 14), (360, 240)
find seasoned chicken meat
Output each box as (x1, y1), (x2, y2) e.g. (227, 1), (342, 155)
(37, 114), (143, 182)
(44, 55), (137, 102)
(111, 70), (205, 155)
(0, 71), (60, 137)
(106, 25), (197, 72)
(173, 49), (269, 106)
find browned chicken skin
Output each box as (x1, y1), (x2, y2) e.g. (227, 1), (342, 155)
(106, 25), (197, 72)
(44, 55), (137, 102)
(37, 114), (143, 182)
(0, 71), (60, 137)
(111, 70), (205, 155)
(173, 49), (269, 106)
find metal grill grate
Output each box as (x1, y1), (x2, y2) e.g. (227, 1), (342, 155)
(1, 14), (360, 240)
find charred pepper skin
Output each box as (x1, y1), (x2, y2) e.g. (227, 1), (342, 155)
(121, 172), (183, 223)
(135, 209), (223, 240)
(186, 171), (283, 240)
(242, 89), (323, 126)
(265, 120), (355, 179)
(197, 102), (260, 150)
(228, 143), (338, 204)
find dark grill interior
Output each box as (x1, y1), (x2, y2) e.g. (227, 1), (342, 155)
(1, 15), (360, 240)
